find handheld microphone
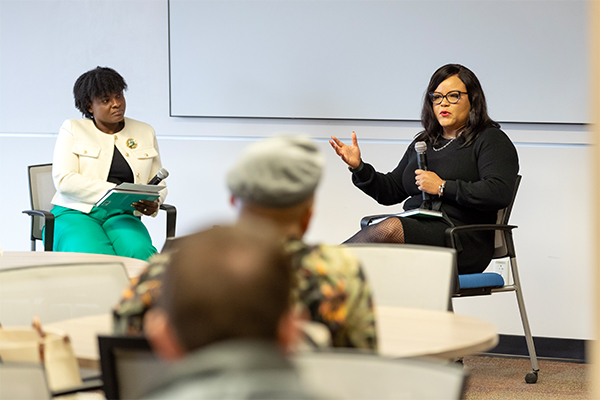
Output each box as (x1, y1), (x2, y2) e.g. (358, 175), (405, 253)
(415, 141), (428, 171)
(414, 142), (431, 209)
(148, 168), (169, 185)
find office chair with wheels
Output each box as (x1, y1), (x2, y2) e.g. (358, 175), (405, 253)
(360, 175), (539, 384)
(23, 163), (177, 251)
(444, 175), (539, 384)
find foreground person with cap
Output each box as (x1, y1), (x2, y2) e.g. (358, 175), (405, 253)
(226, 135), (377, 349)
(142, 225), (316, 399)
(114, 136), (377, 350)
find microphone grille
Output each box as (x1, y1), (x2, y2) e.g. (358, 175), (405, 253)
(415, 141), (427, 154)
(157, 168), (169, 179)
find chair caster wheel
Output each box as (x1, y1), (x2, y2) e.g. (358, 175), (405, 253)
(525, 371), (538, 384)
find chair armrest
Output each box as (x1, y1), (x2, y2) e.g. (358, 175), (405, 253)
(22, 210), (54, 251)
(160, 203), (177, 238)
(445, 224), (517, 256)
(360, 214), (394, 229)
(447, 223), (517, 234)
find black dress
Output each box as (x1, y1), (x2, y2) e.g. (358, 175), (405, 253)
(351, 127), (519, 274)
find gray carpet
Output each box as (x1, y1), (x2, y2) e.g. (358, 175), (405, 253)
(462, 355), (588, 400)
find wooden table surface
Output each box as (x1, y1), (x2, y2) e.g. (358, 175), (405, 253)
(0, 251), (149, 278)
(46, 306), (498, 370)
(376, 306), (498, 359)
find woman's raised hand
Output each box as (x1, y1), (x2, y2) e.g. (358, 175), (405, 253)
(330, 131), (362, 169)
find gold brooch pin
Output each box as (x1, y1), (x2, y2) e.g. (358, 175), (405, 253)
(126, 138), (138, 149)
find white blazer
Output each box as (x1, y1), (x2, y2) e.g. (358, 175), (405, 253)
(51, 118), (167, 214)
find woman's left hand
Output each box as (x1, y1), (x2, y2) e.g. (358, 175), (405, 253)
(133, 199), (159, 216)
(415, 170), (444, 195)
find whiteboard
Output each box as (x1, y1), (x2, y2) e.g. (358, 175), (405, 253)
(169, 0), (588, 123)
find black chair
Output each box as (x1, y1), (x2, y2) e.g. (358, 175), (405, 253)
(97, 335), (466, 400)
(23, 163), (177, 251)
(445, 175), (539, 383)
(361, 175), (539, 384)
(98, 335), (165, 400)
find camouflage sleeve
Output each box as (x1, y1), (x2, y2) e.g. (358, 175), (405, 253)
(112, 253), (170, 335)
(343, 256), (378, 350)
(332, 246), (377, 350)
(291, 243), (378, 350)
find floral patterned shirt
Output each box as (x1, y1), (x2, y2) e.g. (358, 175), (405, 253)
(286, 240), (377, 350)
(113, 241), (377, 350)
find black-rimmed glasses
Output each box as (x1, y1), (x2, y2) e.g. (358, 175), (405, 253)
(428, 91), (468, 105)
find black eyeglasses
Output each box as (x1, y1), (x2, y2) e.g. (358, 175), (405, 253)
(428, 91), (468, 105)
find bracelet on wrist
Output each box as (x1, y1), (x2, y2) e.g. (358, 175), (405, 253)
(438, 180), (446, 197)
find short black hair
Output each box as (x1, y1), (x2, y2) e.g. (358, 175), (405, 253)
(418, 64), (499, 147)
(73, 67), (127, 118)
(160, 224), (293, 352)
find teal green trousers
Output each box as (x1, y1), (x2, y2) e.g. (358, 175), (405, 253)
(50, 205), (157, 261)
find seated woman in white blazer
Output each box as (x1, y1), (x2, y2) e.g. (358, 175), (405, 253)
(50, 67), (167, 260)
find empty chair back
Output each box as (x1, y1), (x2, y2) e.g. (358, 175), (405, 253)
(0, 362), (52, 400)
(27, 164), (55, 242)
(492, 175), (522, 259)
(0, 262), (130, 326)
(293, 351), (465, 400)
(345, 244), (456, 311)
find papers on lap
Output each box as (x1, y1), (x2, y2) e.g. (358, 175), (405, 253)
(95, 183), (162, 212)
(369, 208), (443, 225)
(396, 208), (443, 218)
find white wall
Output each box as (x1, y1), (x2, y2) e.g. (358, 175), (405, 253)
(0, 0), (593, 340)
(169, 0), (588, 123)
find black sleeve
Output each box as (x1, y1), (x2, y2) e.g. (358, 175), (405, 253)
(350, 146), (412, 206)
(443, 128), (519, 211)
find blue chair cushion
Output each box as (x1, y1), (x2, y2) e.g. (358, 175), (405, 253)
(459, 272), (505, 289)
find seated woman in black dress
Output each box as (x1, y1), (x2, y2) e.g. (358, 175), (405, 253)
(330, 64), (519, 274)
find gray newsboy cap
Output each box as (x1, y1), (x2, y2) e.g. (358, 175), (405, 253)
(227, 135), (324, 208)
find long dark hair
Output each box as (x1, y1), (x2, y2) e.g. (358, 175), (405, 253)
(417, 64), (499, 147)
(73, 67), (127, 119)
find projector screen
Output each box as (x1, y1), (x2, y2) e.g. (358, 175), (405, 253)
(169, 0), (588, 124)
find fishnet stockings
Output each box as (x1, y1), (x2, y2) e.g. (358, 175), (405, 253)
(343, 217), (405, 244)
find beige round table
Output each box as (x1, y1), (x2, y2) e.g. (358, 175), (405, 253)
(376, 305), (498, 359)
(0, 251), (149, 278)
(46, 305), (498, 370)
